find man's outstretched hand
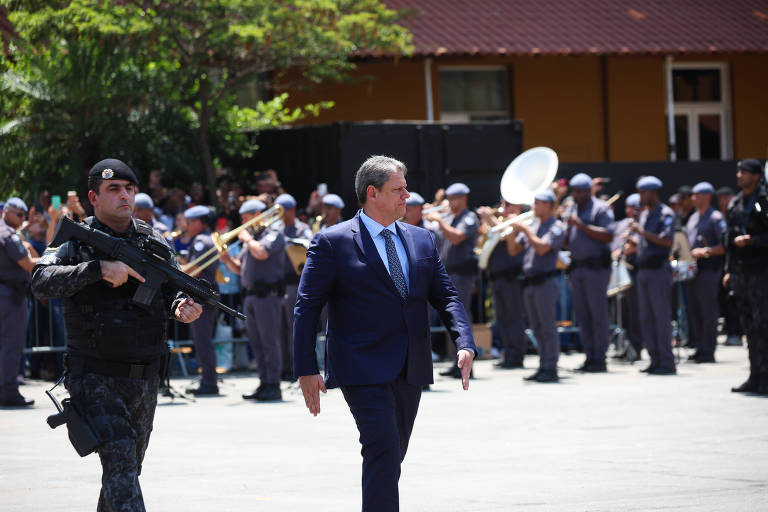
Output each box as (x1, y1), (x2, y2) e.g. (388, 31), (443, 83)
(457, 349), (474, 390)
(299, 374), (327, 416)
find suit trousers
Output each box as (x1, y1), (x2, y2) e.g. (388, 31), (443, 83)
(636, 267), (675, 368)
(730, 271), (768, 376)
(190, 307), (217, 387)
(687, 268), (721, 357)
(523, 277), (559, 371)
(491, 278), (526, 363)
(341, 373), (422, 512)
(570, 267), (611, 361)
(244, 294), (283, 385)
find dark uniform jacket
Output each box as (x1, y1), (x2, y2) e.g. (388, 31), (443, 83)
(725, 185), (768, 274)
(31, 216), (184, 362)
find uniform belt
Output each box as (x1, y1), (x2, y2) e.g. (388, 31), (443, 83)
(488, 267), (522, 282)
(523, 270), (558, 286)
(637, 256), (668, 269)
(242, 280), (285, 298)
(570, 254), (611, 270)
(65, 354), (165, 380)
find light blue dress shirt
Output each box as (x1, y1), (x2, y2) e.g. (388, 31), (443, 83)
(360, 210), (410, 291)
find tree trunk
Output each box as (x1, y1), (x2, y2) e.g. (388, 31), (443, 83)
(198, 75), (219, 209)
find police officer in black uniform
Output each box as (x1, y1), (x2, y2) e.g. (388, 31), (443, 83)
(723, 158), (768, 394)
(31, 159), (202, 511)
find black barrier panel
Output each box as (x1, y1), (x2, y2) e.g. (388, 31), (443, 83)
(558, 160), (739, 218)
(250, 121), (525, 215)
(250, 121), (741, 218)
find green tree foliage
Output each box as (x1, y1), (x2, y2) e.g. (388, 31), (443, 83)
(1, 0), (412, 203)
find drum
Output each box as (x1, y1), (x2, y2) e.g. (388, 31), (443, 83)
(671, 259), (697, 282)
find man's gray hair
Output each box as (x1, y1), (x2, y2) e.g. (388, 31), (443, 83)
(355, 156), (407, 204)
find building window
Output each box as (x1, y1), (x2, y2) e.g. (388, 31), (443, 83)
(439, 67), (509, 122)
(668, 63), (732, 161)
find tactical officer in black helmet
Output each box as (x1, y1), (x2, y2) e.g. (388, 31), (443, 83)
(723, 158), (768, 395)
(31, 158), (202, 511)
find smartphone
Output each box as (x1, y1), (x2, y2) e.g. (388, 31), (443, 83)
(317, 183), (327, 196)
(67, 190), (77, 198)
(51, 195), (61, 210)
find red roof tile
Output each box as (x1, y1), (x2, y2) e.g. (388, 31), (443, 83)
(383, 0), (768, 56)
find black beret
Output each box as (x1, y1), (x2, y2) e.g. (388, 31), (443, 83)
(737, 158), (762, 175)
(677, 185), (693, 196)
(88, 158), (138, 184)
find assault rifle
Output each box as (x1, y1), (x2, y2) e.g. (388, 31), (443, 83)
(50, 216), (245, 320)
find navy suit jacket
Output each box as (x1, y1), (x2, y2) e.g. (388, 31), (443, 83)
(293, 210), (476, 388)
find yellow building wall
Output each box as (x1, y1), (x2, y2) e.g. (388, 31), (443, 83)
(511, 56), (605, 162)
(730, 54), (768, 159)
(283, 54), (768, 163)
(284, 60), (428, 124)
(605, 57), (668, 161)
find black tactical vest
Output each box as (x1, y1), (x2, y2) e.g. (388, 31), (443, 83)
(64, 218), (169, 362)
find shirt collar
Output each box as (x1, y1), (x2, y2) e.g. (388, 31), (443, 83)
(360, 209), (397, 238)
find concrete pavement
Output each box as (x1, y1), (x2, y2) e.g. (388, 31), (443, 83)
(2, 344), (767, 511)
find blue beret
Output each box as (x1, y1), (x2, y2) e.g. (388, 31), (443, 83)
(568, 173), (593, 190)
(534, 190), (556, 203)
(322, 194), (345, 209)
(625, 193), (640, 208)
(88, 158), (138, 184)
(445, 183), (470, 196)
(406, 192), (425, 206)
(737, 158), (762, 174)
(275, 193), (296, 209)
(134, 193), (154, 209)
(184, 205), (211, 219)
(239, 199), (266, 215)
(4, 197), (28, 212)
(692, 182), (714, 195)
(636, 176), (663, 191)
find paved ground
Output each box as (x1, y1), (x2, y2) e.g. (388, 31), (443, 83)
(2, 343), (767, 512)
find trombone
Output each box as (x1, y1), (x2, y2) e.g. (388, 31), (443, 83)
(182, 204), (283, 278)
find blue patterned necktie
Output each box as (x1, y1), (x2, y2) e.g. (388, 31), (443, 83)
(381, 229), (408, 300)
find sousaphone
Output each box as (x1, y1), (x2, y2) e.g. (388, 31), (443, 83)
(478, 147), (559, 270)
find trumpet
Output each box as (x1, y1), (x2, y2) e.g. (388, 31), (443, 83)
(422, 204), (449, 216)
(162, 229), (184, 241)
(182, 204), (284, 277)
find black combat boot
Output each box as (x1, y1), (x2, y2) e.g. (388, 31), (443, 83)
(187, 382), (219, 396)
(731, 374), (759, 393)
(255, 383), (282, 402)
(242, 383), (265, 400)
(535, 369), (559, 383)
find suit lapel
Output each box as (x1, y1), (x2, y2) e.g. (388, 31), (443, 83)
(352, 212), (400, 297)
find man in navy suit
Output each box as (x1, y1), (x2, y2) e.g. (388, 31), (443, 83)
(294, 156), (476, 512)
